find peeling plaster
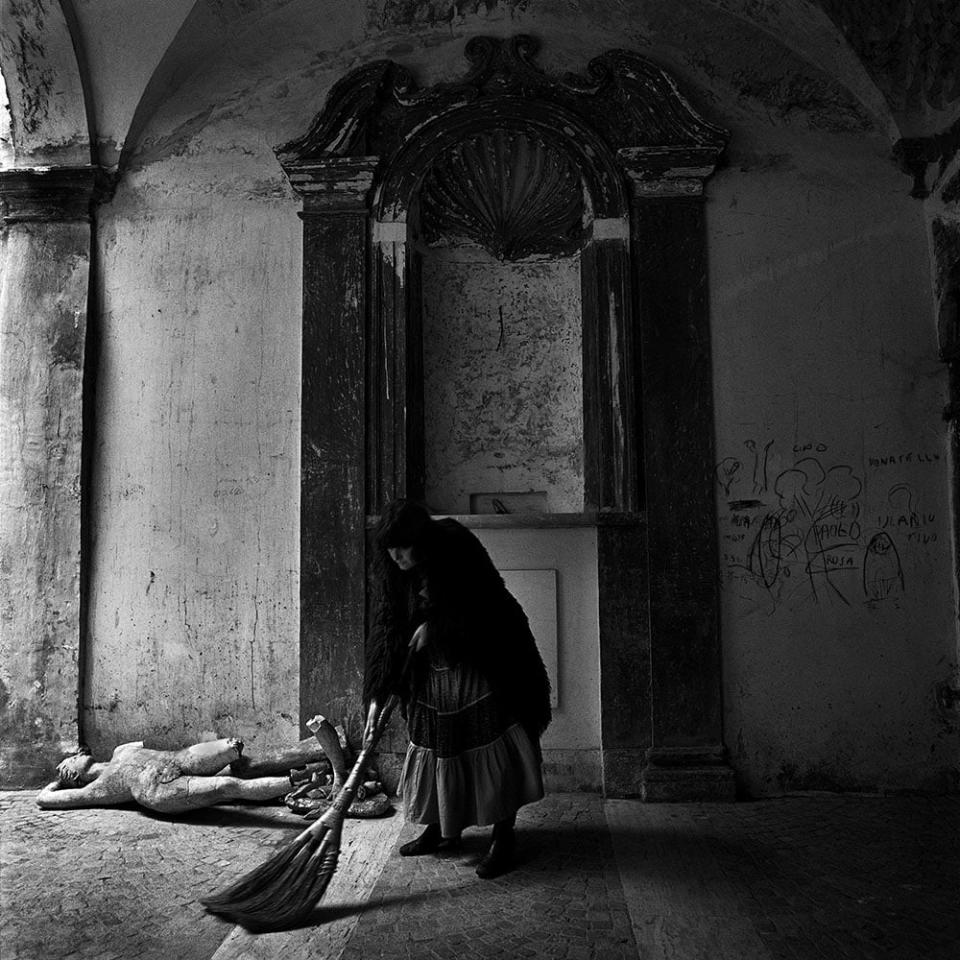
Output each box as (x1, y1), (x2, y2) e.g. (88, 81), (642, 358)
(422, 246), (584, 513)
(4, 4), (957, 793)
(0, 0), (89, 163)
(367, 0), (533, 30)
(0, 216), (89, 786)
(82, 193), (301, 758)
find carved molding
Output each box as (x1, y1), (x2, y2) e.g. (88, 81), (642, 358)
(285, 157), (379, 211)
(418, 128), (583, 260)
(276, 34), (728, 171)
(0, 166), (100, 223)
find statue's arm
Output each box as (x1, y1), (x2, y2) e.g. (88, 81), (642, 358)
(36, 769), (131, 809)
(36, 781), (100, 809)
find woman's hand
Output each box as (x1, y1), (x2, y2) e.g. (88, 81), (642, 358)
(410, 622), (429, 651)
(363, 699), (379, 747)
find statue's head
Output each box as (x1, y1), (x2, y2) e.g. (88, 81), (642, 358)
(56, 747), (94, 785)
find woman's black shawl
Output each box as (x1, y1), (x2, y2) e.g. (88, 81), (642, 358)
(363, 518), (552, 740)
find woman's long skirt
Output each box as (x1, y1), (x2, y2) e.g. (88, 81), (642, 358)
(399, 659), (544, 837)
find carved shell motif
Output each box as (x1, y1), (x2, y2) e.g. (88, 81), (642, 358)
(418, 128), (584, 260)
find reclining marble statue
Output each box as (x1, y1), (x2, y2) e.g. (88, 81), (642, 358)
(35, 737), (296, 813)
(35, 714), (375, 815)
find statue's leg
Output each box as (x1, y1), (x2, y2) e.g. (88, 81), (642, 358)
(172, 738), (243, 776)
(132, 769), (291, 814)
(305, 714), (348, 791)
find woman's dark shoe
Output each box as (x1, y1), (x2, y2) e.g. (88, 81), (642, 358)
(475, 829), (515, 879)
(437, 834), (462, 853)
(399, 824), (443, 856)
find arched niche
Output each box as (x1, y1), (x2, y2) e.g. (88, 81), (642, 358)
(367, 99), (636, 515)
(410, 125), (588, 513)
(278, 35), (735, 799)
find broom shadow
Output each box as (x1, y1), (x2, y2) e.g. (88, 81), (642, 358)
(234, 890), (433, 933)
(141, 804), (302, 830)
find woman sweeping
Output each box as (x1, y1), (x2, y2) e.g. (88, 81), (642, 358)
(364, 499), (552, 879)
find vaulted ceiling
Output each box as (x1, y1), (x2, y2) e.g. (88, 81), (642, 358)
(814, 0), (958, 129)
(1, 0), (957, 178)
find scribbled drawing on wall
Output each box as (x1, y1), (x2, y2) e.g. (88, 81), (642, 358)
(863, 532), (905, 601)
(719, 440), (941, 615)
(720, 445), (866, 612)
(744, 438), (774, 495)
(751, 456), (863, 607)
(745, 512), (785, 590)
(716, 457), (741, 497)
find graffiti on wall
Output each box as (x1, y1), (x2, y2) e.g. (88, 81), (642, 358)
(718, 440), (940, 614)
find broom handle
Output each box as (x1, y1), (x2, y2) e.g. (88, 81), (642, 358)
(322, 643), (416, 822)
(324, 694), (399, 818)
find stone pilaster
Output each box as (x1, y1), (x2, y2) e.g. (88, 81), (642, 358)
(280, 158), (378, 736)
(624, 155), (736, 801)
(0, 166), (96, 786)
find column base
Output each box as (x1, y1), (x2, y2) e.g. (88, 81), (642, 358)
(601, 747), (648, 798)
(640, 745), (737, 802)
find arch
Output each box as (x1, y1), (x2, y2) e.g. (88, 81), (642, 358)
(0, 0), (91, 166)
(366, 103), (637, 516)
(373, 100), (629, 224)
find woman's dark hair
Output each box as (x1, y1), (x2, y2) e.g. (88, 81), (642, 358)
(375, 499), (432, 551)
(367, 500), (436, 702)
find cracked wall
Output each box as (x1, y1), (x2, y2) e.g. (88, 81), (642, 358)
(421, 246), (584, 514)
(5, 3), (954, 792)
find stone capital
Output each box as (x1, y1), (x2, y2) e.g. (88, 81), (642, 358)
(0, 166), (100, 223)
(279, 157), (379, 213)
(618, 146), (722, 199)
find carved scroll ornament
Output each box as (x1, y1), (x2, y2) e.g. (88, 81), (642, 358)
(275, 34), (728, 169)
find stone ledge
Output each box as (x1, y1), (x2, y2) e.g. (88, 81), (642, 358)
(0, 166), (99, 222)
(640, 763), (737, 802)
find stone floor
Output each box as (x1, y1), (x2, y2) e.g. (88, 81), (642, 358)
(1, 790), (957, 960)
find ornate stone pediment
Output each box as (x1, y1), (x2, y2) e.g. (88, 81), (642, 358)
(275, 34), (729, 167)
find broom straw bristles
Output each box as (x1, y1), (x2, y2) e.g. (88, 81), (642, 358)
(201, 680), (407, 931)
(201, 820), (341, 929)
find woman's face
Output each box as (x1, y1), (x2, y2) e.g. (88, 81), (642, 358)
(388, 545), (417, 571)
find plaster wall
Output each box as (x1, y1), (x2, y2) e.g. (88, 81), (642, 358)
(84, 177), (303, 757)
(67, 0), (197, 166)
(48, 9), (957, 793)
(0, 0), (89, 165)
(709, 126), (958, 795)
(421, 247), (584, 514)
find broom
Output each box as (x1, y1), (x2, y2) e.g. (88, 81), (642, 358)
(201, 667), (409, 931)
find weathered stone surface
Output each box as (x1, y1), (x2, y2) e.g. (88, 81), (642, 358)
(2, 5), (957, 805)
(3, 790), (958, 960)
(0, 2), (90, 165)
(0, 174), (93, 785)
(421, 248), (584, 514)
